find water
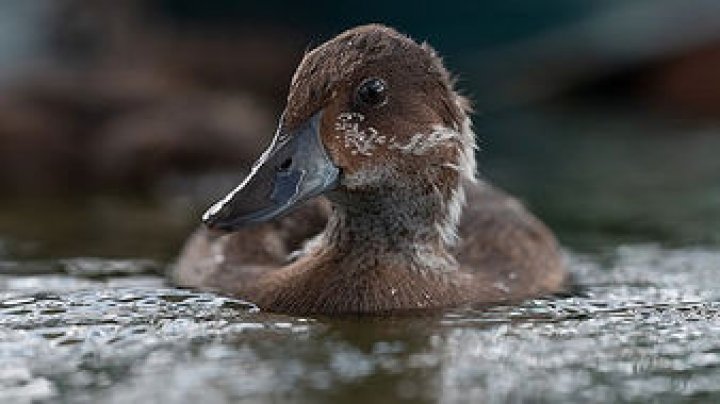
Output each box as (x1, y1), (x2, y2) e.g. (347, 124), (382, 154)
(1, 104), (719, 403)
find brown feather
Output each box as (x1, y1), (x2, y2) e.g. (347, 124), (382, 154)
(174, 24), (568, 315)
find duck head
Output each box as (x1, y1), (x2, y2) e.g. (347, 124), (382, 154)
(204, 24), (475, 236)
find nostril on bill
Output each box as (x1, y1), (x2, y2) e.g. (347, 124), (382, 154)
(278, 158), (293, 172)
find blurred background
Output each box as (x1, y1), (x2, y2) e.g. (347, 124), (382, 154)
(4, 3), (720, 402)
(1, 0), (720, 259)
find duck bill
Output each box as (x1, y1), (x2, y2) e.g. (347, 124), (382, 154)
(202, 111), (338, 231)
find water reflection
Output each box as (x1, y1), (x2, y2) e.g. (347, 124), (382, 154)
(0, 244), (719, 403)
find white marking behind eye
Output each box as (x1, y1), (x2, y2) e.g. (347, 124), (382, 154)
(334, 112), (384, 156)
(388, 126), (459, 155)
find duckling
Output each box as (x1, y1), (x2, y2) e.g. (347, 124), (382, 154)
(174, 24), (568, 315)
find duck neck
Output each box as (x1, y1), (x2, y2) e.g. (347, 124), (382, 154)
(318, 181), (462, 273)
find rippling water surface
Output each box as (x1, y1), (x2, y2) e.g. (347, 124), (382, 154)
(1, 106), (719, 403)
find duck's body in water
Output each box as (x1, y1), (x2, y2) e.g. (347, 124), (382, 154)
(174, 24), (568, 315)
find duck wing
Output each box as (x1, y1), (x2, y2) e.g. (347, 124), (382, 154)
(173, 198), (330, 294)
(453, 180), (568, 298)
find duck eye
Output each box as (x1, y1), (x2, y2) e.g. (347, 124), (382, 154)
(355, 78), (387, 107)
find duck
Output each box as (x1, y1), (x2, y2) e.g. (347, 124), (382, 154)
(174, 24), (568, 315)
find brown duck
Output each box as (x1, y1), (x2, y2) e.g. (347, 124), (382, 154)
(174, 24), (568, 315)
